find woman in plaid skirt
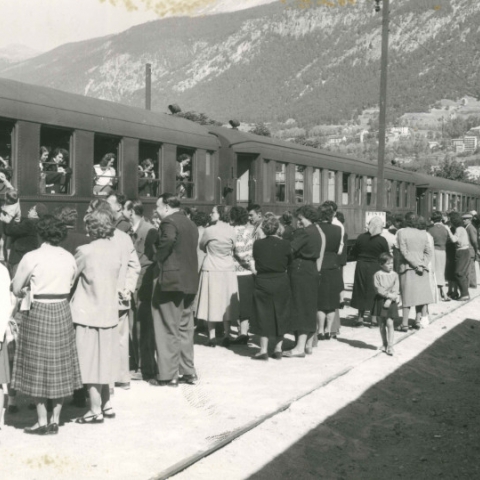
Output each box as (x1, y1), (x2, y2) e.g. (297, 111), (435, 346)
(11, 216), (82, 435)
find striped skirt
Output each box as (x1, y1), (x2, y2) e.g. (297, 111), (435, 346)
(11, 301), (82, 398)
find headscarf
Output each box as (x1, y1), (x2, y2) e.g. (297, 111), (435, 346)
(368, 216), (384, 237)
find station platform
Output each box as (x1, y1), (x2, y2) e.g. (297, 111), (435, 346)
(1, 262), (480, 480)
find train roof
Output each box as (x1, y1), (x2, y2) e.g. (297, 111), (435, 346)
(413, 172), (480, 196)
(0, 78), (218, 151)
(209, 126), (413, 182)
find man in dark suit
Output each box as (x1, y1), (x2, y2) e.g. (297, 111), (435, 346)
(128, 200), (157, 380)
(150, 193), (199, 387)
(54, 206), (91, 255)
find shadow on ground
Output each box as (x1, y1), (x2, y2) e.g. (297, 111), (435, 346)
(248, 318), (480, 480)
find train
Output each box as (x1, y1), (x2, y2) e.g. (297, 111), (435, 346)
(1, 77), (479, 243)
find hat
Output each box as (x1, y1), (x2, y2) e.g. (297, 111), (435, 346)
(469, 210), (477, 216)
(462, 213), (472, 219)
(34, 203), (48, 218)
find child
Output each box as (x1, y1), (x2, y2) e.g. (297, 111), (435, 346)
(0, 189), (21, 262)
(372, 253), (400, 356)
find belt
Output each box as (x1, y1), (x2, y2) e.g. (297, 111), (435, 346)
(33, 294), (69, 300)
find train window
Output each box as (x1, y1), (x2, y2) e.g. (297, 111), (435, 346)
(342, 173), (350, 205)
(138, 141), (161, 198)
(404, 183), (409, 208)
(396, 182), (401, 207)
(40, 126), (73, 195)
(386, 180), (392, 207)
(93, 134), (121, 196)
(432, 192), (438, 210)
(0, 119), (14, 193)
(176, 147), (195, 199)
(366, 177), (373, 206)
(312, 168), (321, 203)
(275, 162), (287, 202)
(327, 171), (336, 201)
(295, 166), (305, 203)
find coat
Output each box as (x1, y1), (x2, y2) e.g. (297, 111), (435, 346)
(132, 218), (157, 290)
(5, 218), (39, 267)
(154, 211), (199, 294)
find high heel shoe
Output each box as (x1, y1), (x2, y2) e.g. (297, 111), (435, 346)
(272, 352), (283, 360)
(231, 335), (249, 345)
(46, 423), (59, 435)
(24, 424), (48, 435)
(76, 413), (104, 424)
(252, 353), (269, 361)
(102, 408), (116, 419)
(206, 339), (216, 348)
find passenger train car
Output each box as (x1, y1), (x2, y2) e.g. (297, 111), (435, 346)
(0, 78), (479, 241)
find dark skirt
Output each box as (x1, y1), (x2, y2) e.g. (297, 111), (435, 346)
(290, 258), (319, 334)
(237, 274), (254, 320)
(318, 267), (344, 312)
(372, 295), (399, 318)
(351, 261), (381, 311)
(455, 249), (470, 297)
(12, 301), (82, 398)
(251, 273), (292, 337)
(445, 242), (456, 282)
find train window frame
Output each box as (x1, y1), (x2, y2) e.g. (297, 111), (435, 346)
(312, 168), (321, 204)
(205, 151), (215, 202)
(295, 165), (305, 204)
(0, 118), (16, 192)
(262, 159), (271, 203)
(39, 125), (74, 196)
(138, 140), (162, 199)
(176, 146), (196, 201)
(396, 181), (401, 207)
(275, 161), (287, 203)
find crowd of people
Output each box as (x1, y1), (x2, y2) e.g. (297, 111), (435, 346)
(0, 182), (479, 435)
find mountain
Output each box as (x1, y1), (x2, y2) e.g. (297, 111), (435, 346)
(194, 0), (276, 15)
(0, 44), (42, 70)
(1, 0), (479, 127)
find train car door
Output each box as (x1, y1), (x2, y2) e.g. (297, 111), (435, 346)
(236, 154), (256, 206)
(416, 187), (428, 217)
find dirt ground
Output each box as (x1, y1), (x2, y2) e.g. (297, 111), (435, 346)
(173, 296), (480, 480)
(1, 262), (480, 480)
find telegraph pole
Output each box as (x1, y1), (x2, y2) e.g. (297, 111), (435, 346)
(376, 0), (389, 211)
(145, 63), (152, 111)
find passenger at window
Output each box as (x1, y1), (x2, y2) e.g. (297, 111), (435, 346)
(176, 154), (191, 198)
(138, 158), (157, 197)
(93, 153), (116, 196)
(39, 146), (50, 194)
(44, 148), (72, 194)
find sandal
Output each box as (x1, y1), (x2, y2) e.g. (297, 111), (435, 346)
(102, 407), (116, 419)
(397, 325), (409, 333)
(75, 413), (104, 424)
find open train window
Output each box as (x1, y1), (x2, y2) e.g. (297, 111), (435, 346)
(263, 159), (271, 203)
(327, 171), (336, 201)
(205, 151), (215, 202)
(312, 168), (321, 204)
(0, 119), (14, 193)
(93, 134), (121, 196)
(138, 141), (161, 198)
(385, 180), (392, 207)
(366, 177), (373, 206)
(396, 182), (401, 207)
(295, 166), (305, 203)
(432, 192), (438, 210)
(404, 183), (409, 208)
(275, 162), (287, 202)
(176, 147), (195, 199)
(40, 126), (73, 195)
(342, 173), (350, 205)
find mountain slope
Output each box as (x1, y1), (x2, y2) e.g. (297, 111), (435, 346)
(1, 0), (479, 126)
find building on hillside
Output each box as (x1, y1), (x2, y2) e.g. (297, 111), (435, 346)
(390, 126), (410, 137)
(466, 166), (480, 179)
(325, 135), (346, 146)
(451, 138), (465, 153)
(464, 136), (478, 153)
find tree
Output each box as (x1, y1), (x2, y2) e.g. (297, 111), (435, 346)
(249, 123), (271, 137)
(434, 157), (470, 182)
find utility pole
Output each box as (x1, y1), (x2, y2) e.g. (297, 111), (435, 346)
(376, 0), (389, 211)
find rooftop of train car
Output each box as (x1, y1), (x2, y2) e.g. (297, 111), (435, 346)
(0, 78), (218, 150)
(413, 172), (480, 196)
(210, 125), (413, 181)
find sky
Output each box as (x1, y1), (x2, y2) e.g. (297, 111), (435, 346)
(0, 0), (277, 53)
(0, 0), (160, 52)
